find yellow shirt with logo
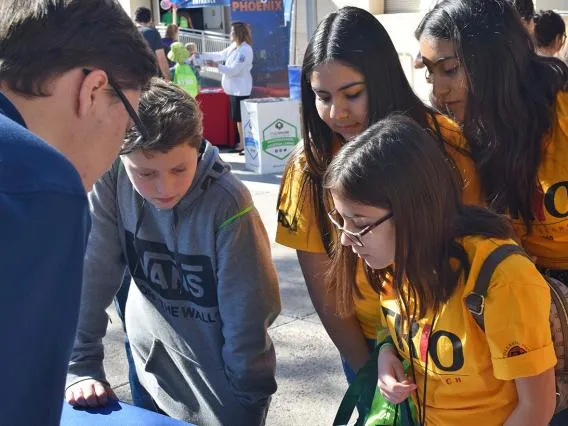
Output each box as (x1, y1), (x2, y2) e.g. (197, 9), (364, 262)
(380, 236), (556, 425)
(276, 114), (483, 338)
(511, 91), (568, 269)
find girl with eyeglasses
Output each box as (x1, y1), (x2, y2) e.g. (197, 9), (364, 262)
(325, 115), (556, 426)
(276, 5), (482, 384)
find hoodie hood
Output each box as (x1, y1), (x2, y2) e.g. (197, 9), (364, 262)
(175, 141), (230, 212)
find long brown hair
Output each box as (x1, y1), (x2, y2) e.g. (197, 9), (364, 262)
(324, 115), (514, 318)
(165, 24), (178, 41)
(277, 6), (457, 261)
(231, 22), (252, 45)
(416, 0), (568, 230)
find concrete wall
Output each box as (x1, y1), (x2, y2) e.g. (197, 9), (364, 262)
(203, 6), (224, 30)
(291, 1), (386, 65)
(535, 0), (568, 10)
(290, 2), (430, 100)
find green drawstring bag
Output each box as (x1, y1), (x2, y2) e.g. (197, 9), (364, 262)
(363, 359), (417, 426)
(333, 339), (418, 426)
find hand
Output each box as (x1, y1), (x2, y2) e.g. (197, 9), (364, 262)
(65, 379), (117, 408)
(377, 347), (417, 404)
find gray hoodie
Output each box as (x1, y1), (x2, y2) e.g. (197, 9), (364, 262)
(67, 143), (281, 425)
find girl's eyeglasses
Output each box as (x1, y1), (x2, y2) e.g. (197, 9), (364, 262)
(327, 208), (393, 247)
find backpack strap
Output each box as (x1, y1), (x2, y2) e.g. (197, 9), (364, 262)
(465, 244), (528, 331)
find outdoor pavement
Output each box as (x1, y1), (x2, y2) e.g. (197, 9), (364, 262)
(101, 151), (351, 425)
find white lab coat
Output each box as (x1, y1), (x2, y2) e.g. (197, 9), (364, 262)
(201, 42), (253, 96)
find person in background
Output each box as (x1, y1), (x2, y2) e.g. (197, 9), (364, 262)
(168, 42), (199, 97)
(276, 6), (482, 386)
(509, 0), (535, 34)
(417, 3), (568, 420)
(162, 23), (179, 65)
(135, 6), (170, 81)
(325, 115), (556, 426)
(178, 10), (194, 30)
(416, 0), (568, 277)
(534, 10), (566, 57)
(0, 0), (156, 425)
(200, 22), (253, 154)
(162, 9), (192, 29)
(186, 42), (203, 84)
(65, 79), (280, 426)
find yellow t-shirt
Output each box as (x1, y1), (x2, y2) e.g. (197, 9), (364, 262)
(511, 91), (568, 269)
(275, 114), (483, 338)
(380, 236), (556, 425)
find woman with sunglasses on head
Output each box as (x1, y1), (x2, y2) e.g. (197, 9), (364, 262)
(276, 5), (482, 383)
(325, 114), (556, 426)
(416, 0), (568, 293)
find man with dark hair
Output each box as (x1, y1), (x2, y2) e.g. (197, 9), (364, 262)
(0, 1), (156, 425)
(65, 79), (280, 426)
(135, 6), (171, 81)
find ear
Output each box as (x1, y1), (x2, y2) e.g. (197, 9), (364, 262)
(77, 69), (110, 119)
(555, 35), (564, 53)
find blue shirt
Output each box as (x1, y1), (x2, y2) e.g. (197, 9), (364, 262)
(0, 93), (90, 425)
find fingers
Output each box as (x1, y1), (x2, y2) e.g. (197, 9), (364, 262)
(392, 358), (407, 383)
(65, 381), (114, 408)
(92, 381), (111, 406)
(65, 388), (77, 406)
(378, 373), (417, 405)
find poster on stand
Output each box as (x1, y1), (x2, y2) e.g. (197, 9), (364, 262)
(231, 0), (291, 98)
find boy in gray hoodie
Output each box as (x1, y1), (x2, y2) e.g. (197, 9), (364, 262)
(65, 78), (281, 425)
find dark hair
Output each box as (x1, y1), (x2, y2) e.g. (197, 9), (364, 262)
(281, 6), (446, 256)
(416, 0), (568, 231)
(122, 78), (203, 155)
(135, 6), (152, 24)
(232, 21), (252, 45)
(534, 10), (566, 49)
(508, 0), (535, 22)
(324, 115), (513, 317)
(0, 0), (156, 96)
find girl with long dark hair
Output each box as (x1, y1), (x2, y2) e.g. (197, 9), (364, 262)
(415, 0), (568, 293)
(325, 115), (556, 426)
(276, 6), (481, 382)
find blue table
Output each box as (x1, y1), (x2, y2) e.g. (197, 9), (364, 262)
(61, 400), (194, 425)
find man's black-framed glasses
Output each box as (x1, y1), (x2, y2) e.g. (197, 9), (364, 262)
(82, 68), (150, 141)
(327, 208), (393, 247)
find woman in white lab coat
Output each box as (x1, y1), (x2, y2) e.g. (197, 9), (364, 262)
(201, 22), (253, 154)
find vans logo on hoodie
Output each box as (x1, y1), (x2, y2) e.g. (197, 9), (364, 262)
(125, 231), (219, 323)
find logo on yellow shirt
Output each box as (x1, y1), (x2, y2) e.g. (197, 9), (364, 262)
(503, 342), (528, 358)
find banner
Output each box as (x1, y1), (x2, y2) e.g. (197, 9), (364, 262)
(231, 0), (291, 97)
(171, 0), (230, 7)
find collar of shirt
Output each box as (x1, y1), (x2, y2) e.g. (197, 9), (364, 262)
(0, 92), (26, 128)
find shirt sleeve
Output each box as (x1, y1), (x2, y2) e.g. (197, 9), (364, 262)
(484, 253), (557, 380)
(150, 28), (164, 52)
(275, 152), (327, 253)
(218, 45), (253, 77)
(66, 168), (127, 388)
(200, 44), (233, 63)
(0, 191), (89, 425)
(216, 199), (280, 424)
